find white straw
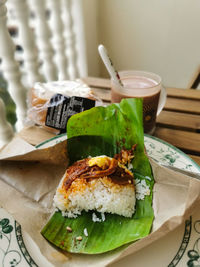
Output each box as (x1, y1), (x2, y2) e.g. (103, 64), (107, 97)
(98, 44), (123, 87)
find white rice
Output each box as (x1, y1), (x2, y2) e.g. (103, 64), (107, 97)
(92, 213), (101, 222)
(92, 212), (106, 222)
(54, 158), (151, 218)
(101, 212), (105, 221)
(145, 176), (152, 181)
(84, 228), (88, 237)
(128, 162), (133, 170)
(54, 177), (136, 218)
(135, 179), (150, 200)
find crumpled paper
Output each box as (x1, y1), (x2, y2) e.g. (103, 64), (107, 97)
(0, 136), (200, 267)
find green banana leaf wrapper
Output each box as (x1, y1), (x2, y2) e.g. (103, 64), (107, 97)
(41, 98), (154, 254)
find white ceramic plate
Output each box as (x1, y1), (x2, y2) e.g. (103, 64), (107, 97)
(0, 134), (199, 267)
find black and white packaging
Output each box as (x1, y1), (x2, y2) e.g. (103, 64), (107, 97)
(27, 80), (103, 134)
(45, 94), (100, 133)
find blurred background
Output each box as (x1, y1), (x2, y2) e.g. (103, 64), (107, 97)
(83, 0), (200, 88)
(1, 0), (200, 126)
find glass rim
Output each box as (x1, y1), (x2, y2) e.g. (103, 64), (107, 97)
(111, 70), (162, 89)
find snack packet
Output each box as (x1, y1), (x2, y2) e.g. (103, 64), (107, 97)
(27, 80), (102, 134)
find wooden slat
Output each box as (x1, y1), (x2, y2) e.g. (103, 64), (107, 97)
(188, 155), (200, 166)
(84, 77), (200, 101)
(167, 88), (200, 100)
(84, 76), (200, 157)
(92, 87), (200, 115)
(92, 87), (111, 102)
(82, 77), (111, 89)
(157, 111), (200, 131)
(164, 98), (200, 115)
(187, 66), (200, 89)
(154, 127), (200, 154)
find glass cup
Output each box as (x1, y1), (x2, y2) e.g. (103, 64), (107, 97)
(111, 70), (166, 134)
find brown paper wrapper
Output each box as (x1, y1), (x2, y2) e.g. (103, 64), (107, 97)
(0, 137), (200, 267)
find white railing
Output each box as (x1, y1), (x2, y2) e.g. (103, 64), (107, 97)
(0, 0), (27, 132)
(8, 0), (44, 86)
(28, 0), (57, 81)
(0, 97), (14, 148)
(0, 0), (88, 147)
(61, 0), (79, 79)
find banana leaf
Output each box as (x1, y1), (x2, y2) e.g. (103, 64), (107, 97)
(41, 98), (154, 254)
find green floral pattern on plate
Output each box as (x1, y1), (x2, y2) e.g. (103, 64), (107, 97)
(0, 134), (199, 267)
(187, 218), (200, 266)
(144, 135), (200, 172)
(0, 208), (38, 267)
